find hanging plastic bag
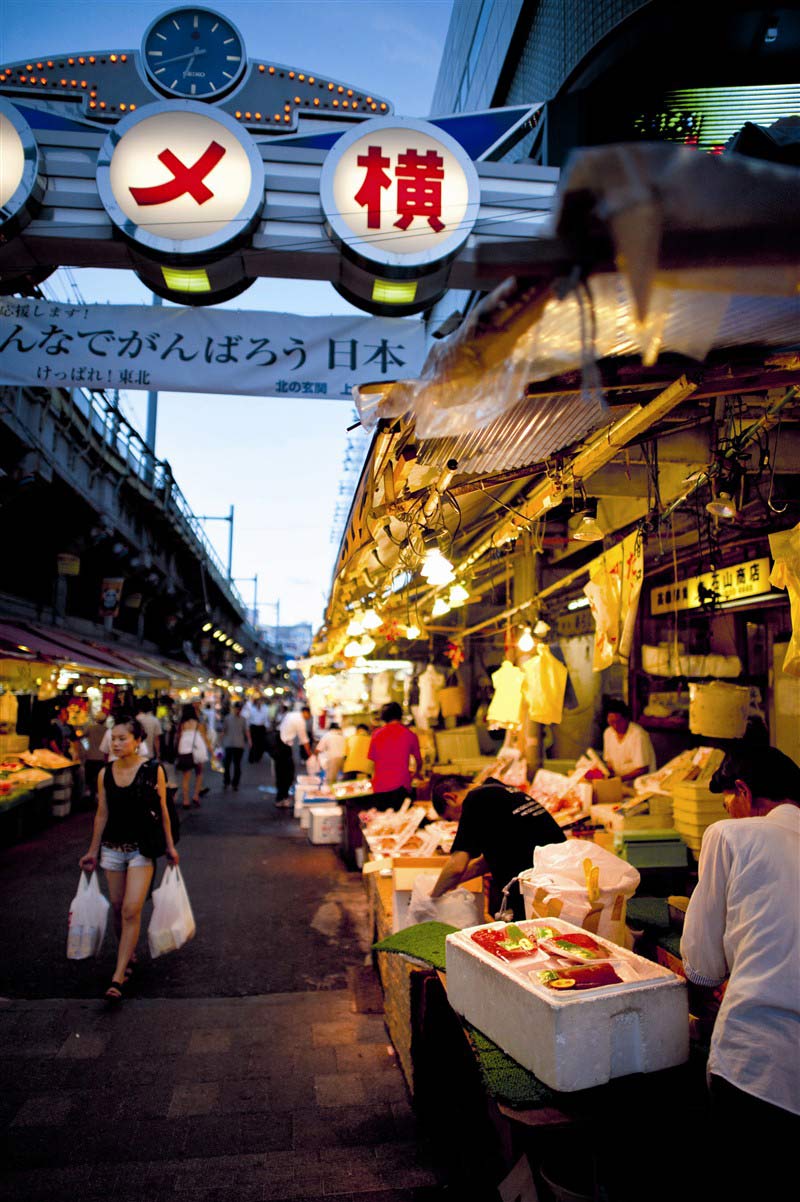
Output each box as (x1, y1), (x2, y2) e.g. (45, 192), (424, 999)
(518, 841), (640, 946)
(66, 871), (110, 960)
(584, 531), (644, 671)
(770, 523), (800, 677)
(523, 646), (569, 724)
(148, 866), (196, 959)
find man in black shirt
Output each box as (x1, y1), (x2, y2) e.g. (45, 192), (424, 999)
(430, 775), (566, 920)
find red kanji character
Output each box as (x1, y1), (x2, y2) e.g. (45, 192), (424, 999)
(354, 145), (391, 229)
(129, 141), (226, 207)
(394, 147), (445, 232)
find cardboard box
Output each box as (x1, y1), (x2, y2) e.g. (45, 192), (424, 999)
(592, 777), (624, 806)
(391, 856), (484, 933)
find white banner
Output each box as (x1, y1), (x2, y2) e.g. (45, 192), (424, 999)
(0, 300), (426, 399)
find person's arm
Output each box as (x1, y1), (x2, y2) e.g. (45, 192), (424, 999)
(79, 768), (109, 871)
(157, 765), (179, 865)
(430, 851), (488, 897)
(152, 720), (161, 761)
(681, 824), (730, 990)
(409, 731), (423, 777)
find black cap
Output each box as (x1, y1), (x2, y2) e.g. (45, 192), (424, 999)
(709, 745), (800, 802)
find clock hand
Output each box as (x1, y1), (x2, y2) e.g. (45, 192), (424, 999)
(157, 47), (208, 66)
(182, 52), (198, 78)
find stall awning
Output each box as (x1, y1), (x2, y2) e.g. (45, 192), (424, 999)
(0, 621), (116, 673)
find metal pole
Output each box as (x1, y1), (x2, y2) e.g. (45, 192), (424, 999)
(144, 296), (163, 471)
(274, 598), (280, 646)
(227, 504), (234, 580)
(253, 573), (258, 627)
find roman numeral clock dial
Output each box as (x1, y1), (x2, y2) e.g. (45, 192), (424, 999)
(142, 6), (246, 100)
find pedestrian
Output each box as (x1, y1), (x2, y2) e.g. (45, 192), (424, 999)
(135, 696), (162, 761)
(316, 722), (346, 786)
(82, 712), (108, 804)
(175, 703), (210, 808)
(342, 723), (373, 780)
(79, 715), (179, 1001)
(367, 702), (422, 804)
(221, 701), (250, 791)
(243, 695), (270, 763)
(274, 704), (312, 808)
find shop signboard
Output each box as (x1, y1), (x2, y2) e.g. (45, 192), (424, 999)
(650, 557), (772, 615)
(99, 577), (125, 619)
(96, 101), (265, 258)
(320, 116), (480, 313)
(56, 553), (81, 577)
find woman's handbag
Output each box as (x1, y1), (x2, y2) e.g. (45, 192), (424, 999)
(136, 760), (180, 859)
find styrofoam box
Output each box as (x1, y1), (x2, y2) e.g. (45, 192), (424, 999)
(445, 917), (689, 1092)
(308, 804), (343, 844)
(299, 796), (335, 829)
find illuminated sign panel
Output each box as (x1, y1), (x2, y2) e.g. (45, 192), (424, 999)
(634, 84), (800, 154)
(650, 557), (772, 615)
(0, 97), (42, 233)
(320, 117), (480, 273)
(97, 100), (264, 257)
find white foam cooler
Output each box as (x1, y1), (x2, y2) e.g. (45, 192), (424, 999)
(308, 804), (343, 844)
(445, 917), (689, 1092)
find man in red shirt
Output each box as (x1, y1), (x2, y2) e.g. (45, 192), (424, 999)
(367, 702), (422, 801)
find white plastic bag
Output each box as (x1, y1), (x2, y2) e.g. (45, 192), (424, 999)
(406, 873), (484, 931)
(66, 871), (109, 960)
(148, 866), (196, 959)
(519, 841), (640, 946)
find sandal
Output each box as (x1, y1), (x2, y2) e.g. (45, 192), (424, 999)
(192, 798), (202, 807)
(123, 958), (138, 981)
(104, 979), (125, 1002)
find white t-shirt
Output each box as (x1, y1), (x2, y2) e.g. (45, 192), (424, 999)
(602, 721), (656, 776)
(244, 704), (270, 727)
(681, 805), (800, 1114)
(316, 729), (346, 763)
(136, 711), (162, 750)
(280, 711), (309, 747)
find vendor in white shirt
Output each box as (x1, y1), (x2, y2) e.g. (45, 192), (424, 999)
(601, 699), (656, 782)
(681, 745), (800, 1189)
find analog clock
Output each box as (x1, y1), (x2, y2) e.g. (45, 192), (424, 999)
(141, 6), (246, 100)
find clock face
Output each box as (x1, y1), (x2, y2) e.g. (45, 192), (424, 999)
(142, 6), (246, 100)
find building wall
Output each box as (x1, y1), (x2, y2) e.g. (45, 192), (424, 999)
(432, 0), (650, 115)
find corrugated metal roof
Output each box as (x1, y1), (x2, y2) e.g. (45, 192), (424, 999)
(414, 390), (612, 474)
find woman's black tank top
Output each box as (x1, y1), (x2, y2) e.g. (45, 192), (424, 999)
(102, 763), (147, 846)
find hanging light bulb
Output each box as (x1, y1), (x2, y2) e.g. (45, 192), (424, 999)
(358, 634), (376, 655)
(344, 638), (362, 658)
(448, 582), (470, 607)
(361, 607), (382, 630)
(431, 597), (451, 618)
(346, 615), (364, 637)
(517, 626), (534, 652)
(405, 624), (421, 639)
(568, 498), (605, 543)
(421, 548), (455, 585)
(705, 491), (738, 519)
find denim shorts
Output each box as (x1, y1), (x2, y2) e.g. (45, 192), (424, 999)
(100, 845), (153, 871)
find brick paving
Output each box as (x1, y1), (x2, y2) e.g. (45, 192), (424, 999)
(0, 759), (447, 1200)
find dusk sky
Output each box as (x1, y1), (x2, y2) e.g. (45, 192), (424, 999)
(0, 0), (455, 631)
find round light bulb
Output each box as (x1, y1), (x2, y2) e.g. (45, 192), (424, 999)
(517, 626), (534, 652)
(361, 608), (382, 630)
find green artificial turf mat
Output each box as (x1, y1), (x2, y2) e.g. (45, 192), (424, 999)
(464, 1023), (560, 1109)
(627, 897), (671, 929)
(372, 921), (458, 971)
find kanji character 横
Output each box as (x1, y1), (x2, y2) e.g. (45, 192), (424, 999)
(354, 144), (391, 229)
(394, 147), (445, 232)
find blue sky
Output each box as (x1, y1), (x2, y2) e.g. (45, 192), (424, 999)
(0, 0), (454, 629)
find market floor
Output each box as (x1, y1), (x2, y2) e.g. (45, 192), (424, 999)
(0, 756), (447, 1200)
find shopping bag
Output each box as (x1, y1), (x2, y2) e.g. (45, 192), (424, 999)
(66, 871), (110, 960)
(406, 875), (484, 930)
(518, 841), (640, 946)
(147, 866), (196, 959)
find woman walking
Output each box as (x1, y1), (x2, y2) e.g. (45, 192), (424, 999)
(176, 703), (210, 809)
(79, 716), (178, 1001)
